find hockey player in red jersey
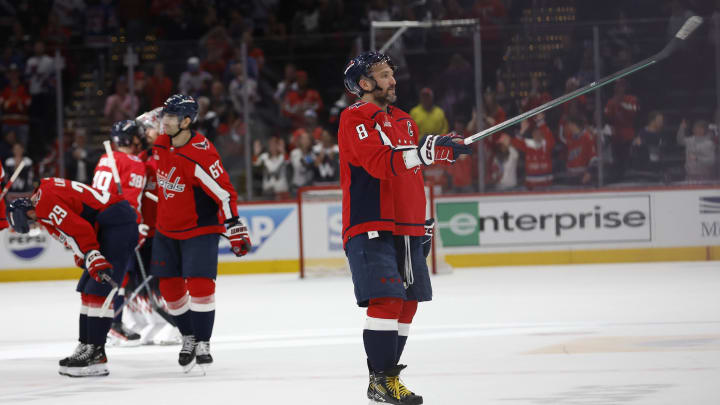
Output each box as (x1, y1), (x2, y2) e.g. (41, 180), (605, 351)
(7, 178), (138, 377)
(93, 119), (147, 345)
(340, 52), (471, 404)
(151, 94), (251, 373)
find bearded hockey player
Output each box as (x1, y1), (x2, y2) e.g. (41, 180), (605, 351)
(339, 51), (471, 404)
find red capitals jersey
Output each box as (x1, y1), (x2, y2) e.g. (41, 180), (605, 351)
(92, 151), (146, 223)
(564, 129), (597, 173)
(511, 123), (555, 188)
(138, 150), (158, 237)
(32, 178), (124, 256)
(604, 95), (638, 143)
(0, 166), (7, 229)
(338, 102), (426, 244)
(152, 131), (238, 240)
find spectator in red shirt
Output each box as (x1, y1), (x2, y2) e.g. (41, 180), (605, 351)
(145, 63), (173, 109)
(282, 70), (323, 129)
(482, 87), (507, 147)
(560, 114), (597, 185)
(446, 117), (476, 193)
(520, 75), (551, 113)
(560, 77), (588, 124)
(604, 79), (638, 180)
(472, 0), (507, 41)
(511, 114), (555, 189)
(0, 64), (31, 147)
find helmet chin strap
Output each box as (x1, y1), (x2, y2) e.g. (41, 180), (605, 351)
(169, 118), (188, 138)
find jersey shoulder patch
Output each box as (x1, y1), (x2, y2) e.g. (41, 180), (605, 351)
(342, 102), (378, 122)
(192, 138), (210, 150)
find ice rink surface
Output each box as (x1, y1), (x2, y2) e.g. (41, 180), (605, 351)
(1, 261), (719, 404)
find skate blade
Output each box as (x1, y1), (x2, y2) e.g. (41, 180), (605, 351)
(197, 361), (212, 376)
(64, 364), (109, 377)
(181, 359), (196, 373)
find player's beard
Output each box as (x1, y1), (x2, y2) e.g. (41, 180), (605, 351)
(373, 85), (397, 106)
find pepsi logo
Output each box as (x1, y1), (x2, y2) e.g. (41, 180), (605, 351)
(3, 227), (49, 260)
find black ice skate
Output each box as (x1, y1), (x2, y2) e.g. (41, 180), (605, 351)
(108, 321), (142, 347)
(58, 343), (89, 376)
(367, 365), (423, 405)
(64, 344), (109, 377)
(178, 335), (197, 373)
(195, 341), (213, 374)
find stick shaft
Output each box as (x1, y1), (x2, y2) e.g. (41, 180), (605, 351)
(0, 160), (27, 201)
(103, 140), (123, 195)
(464, 15), (703, 145)
(464, 56), (659, 145)
(113, 272), (154, 317)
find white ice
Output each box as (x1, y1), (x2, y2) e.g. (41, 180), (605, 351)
(1, 261), (719, 404)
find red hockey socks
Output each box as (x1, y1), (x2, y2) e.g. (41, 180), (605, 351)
(159, 277), (193, 336)
(187, 277), (215, 342)
(159, 277), (216, 341)
(397, 300), (418, 363)
(83, 293), (113, 346)
(364, 297), (403, 372)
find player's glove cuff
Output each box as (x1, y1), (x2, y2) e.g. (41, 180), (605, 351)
(84, 250), (103, 269)
(422, 218), (435, 258)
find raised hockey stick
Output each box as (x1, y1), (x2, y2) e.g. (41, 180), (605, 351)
(103, 140), (123, 195)
(0, 159), (27, 201)
(463, 15), (704, 145)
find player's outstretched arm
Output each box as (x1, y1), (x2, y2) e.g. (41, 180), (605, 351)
(342, 115), (424, 179)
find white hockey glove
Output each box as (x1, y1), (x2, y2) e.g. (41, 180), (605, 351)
(224, 217), (252, 257)
(416, 133), (472, 166)
(136, 107), (163, 132)
(85, 250), (113, 283)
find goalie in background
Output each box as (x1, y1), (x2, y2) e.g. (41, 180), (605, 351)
(339, 51), (471, 404)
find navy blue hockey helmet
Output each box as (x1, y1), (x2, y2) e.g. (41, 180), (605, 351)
(110, 119), (140, 147)
(7, 197), (35, 234)
(343, 51), (396, 97)
(162, 94), (198, 123)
